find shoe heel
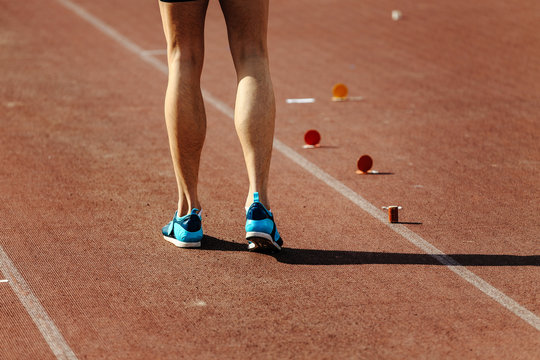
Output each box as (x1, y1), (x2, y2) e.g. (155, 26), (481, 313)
(246, 234), (281, 252)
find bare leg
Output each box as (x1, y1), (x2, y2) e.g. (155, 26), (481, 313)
(159, 0), (209, 216)
(219, 0), (276, 209)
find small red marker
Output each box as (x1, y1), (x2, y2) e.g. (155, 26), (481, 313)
(303, 129), (321, 148)
(356, 155), (373, 174)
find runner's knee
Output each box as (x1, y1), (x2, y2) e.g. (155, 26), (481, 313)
(229, 40), (267, 65)
(167, 45), (204, 75)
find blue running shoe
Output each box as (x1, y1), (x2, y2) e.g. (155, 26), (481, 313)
(245, 193), (283, 252)
(162, 209), (203, 248)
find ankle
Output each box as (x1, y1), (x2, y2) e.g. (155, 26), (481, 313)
(178, 203), (202, 217)
(246, 191), (270, 210)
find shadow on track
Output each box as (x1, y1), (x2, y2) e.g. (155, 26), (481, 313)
(202, 236), (539, 267)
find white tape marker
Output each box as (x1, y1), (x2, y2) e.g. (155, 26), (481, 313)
(286, 98), (315, 104)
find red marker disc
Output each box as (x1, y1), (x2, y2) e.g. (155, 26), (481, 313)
(357, 155), (373, 173)
(304, 129), (321, 146)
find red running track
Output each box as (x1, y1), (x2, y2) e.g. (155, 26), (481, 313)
(1, 0), (539, 358)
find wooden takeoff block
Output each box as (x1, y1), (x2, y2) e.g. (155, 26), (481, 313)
(382, 206), (402, 223)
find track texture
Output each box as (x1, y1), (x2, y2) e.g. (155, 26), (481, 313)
(1, 0), (539, 358)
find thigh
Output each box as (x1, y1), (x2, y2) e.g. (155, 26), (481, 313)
(218, 0), (270, 58)
(159, 0), (210, 53)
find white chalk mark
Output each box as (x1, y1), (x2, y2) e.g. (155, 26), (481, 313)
(0, 246), (78, 359)
(5, 101), (23, 108)
(57, 0), (540, 332)
(392, 10), (403, 21)
(0, 279), (9, 283)
(187, 299), (207, 307)
(331, 96), (364, 102)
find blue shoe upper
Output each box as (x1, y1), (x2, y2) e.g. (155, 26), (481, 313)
(245, 193), (281, 242)
(162, 208), (203, 243)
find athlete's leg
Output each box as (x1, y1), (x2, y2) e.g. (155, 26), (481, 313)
(159, 0), (209, 215)
(219, 0), (275, 210)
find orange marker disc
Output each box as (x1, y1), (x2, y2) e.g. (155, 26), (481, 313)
(304, 129), (321, 146)
(332, 83), (348, 98)
(357, 155), (373, 173)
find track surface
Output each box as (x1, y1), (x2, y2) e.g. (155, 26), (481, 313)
(1, 0), (539, 359)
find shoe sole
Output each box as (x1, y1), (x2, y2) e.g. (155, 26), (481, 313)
(246, 232), (282, 252)
(163, 236), (201, 248)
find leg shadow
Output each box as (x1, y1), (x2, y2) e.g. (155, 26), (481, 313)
(200, 236), (539, 267)
(273, 248), (539, 266)
(202, 235), (246, 251)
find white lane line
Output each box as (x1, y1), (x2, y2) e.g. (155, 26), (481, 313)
(141, 49), (167, 56)
(0, 246), (78, 359)
(56, 0), (168, 74)
(56, 0), (540, 331)
(1, 279), (9, 283)
(274, 141), (540, 330)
